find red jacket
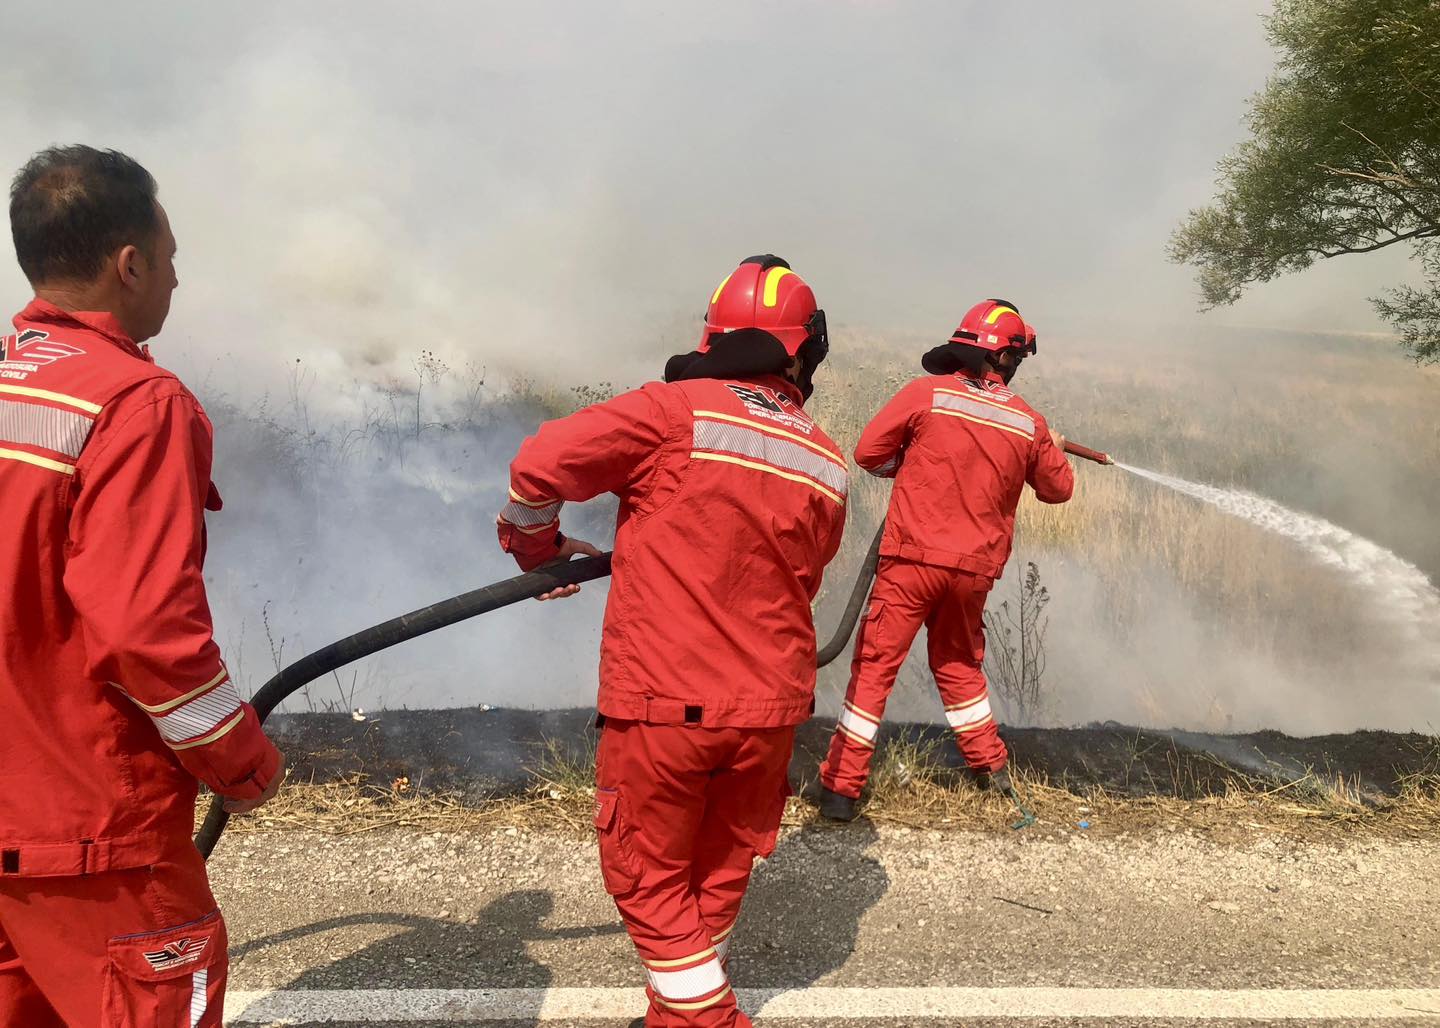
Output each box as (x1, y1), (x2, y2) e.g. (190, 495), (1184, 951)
(857, 369), (1073, 579)
(499, 375), (847, 728)
(0, 300), (281, 876)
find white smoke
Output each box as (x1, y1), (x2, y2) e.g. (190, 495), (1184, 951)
(203, 375), (615, 713)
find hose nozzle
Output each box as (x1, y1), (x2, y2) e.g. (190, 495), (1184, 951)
(1063, 440), (1113, 466)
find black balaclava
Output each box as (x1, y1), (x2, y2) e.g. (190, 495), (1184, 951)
(921, 341), (1022, 385)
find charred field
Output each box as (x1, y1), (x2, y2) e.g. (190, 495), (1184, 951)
(204, 329), (1440, 843)
(226, 707), (1440, 842)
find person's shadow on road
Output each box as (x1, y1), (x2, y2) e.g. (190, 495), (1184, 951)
(230, 888), (622, 1028)
(736, 818), (889, 1002)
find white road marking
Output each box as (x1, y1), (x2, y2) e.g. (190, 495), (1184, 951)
(226, 986), (1440, 1021)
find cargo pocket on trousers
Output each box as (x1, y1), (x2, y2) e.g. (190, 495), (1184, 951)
(753, 780), (794, 860)
(593, 787), (642, 896)
(856, 601), (889, 664)
(103, 909), (224, 1027)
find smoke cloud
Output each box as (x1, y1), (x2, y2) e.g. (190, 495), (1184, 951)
(1, 0), (1405, 385)
(3, 3), (1437, 730)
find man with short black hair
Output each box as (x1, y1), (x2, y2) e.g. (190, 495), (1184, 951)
(0, 145), (283, 1027)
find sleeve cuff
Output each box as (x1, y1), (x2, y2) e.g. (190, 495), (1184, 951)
(213, 720), (283, 800)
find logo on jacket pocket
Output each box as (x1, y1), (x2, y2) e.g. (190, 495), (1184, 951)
(142, 937), (209, 972)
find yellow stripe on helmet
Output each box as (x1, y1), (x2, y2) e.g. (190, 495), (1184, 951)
(984, 304), (1019, 325)
(710, 274), (732, 306)
(762, 267), (793, 308)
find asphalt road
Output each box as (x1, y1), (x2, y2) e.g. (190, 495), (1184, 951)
(215, 820), (1440, 1025)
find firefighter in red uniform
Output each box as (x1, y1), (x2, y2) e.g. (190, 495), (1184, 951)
(0, 146), (284, 1026)
(817, 299), (1073, 821)
(497, 256), (845, 1027)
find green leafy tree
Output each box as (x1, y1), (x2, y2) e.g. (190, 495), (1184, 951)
(1170, 0), (1440, 362)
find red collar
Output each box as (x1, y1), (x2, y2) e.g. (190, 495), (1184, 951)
(15, 298), (151, 362)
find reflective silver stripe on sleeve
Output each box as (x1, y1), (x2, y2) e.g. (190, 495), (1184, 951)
(932, 392), (1035, 437)
(693, 419), (848, 497)
(0, 398), (94, 458)
(500, 499), (562, 527)
(152, 678), (244, 743)
(866, 456), (900, 477)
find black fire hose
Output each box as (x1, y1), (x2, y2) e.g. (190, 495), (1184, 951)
(196, 525), (884, 859)
(816, 523), (883, 667)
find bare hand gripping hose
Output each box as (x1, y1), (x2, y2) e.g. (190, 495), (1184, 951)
(196, 525), (885, 859)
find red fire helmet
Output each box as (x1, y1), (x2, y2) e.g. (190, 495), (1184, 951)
(948, 299), (1031, 355)
(701, 255), (820, 357)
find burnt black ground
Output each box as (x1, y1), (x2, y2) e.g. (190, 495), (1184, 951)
(263, 707), (1437, 802)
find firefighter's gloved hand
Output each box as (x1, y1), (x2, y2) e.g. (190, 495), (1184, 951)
(223, 751), (287, 814)
(1049, 427), (1066, 451)
(536, 537), (604, 601)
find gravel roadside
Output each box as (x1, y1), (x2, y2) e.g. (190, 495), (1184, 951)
(216, 820), (1440, 1004)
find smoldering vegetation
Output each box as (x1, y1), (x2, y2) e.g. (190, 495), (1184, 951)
(199, 324), (1440, 736)
(811, 325), (1440, 735)
(203, 362), (619, 713)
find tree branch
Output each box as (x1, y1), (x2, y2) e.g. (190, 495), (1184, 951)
(1311, 225), (1440, 257)
(1319, 162), (1435, 197)
(1340, 121), (1408, 178)
(1367, 178), (1440, 231)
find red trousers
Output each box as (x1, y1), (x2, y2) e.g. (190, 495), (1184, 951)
(595, 720), (794, 1028)
(820, 557), (1007, 799)
(0, 836), (227, 1027)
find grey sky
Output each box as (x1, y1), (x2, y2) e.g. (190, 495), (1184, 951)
(0, 0), (1410, 385)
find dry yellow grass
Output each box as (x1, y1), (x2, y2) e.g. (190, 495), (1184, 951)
(803, 327), (1439, 712)
(501, 327), (1435, 730)
(212, 735), (1440, 843)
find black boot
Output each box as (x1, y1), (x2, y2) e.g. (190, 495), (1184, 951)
(818, 786), (860, 822)
(987, 765), (1015, 795)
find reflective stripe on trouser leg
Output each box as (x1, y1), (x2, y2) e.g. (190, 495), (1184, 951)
(928, 568), (1008, 771)
(820, 559), (939, 798)
(945, 693), (992, 733)
(712, 921), (735, 965)
(189, 967), (208, 1027)
(643, 951), (731, 1011)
